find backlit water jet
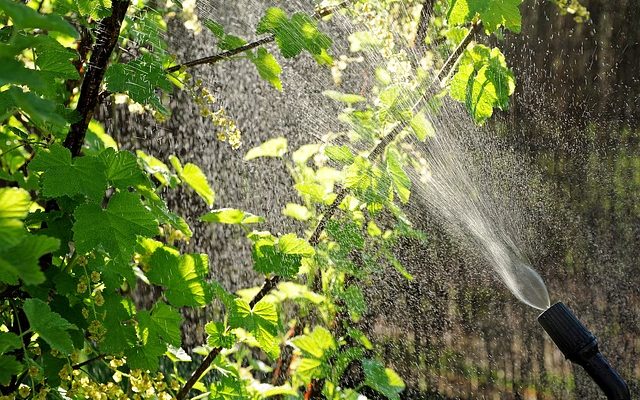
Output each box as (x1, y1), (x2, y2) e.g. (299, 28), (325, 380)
(407, 116), (551, 311)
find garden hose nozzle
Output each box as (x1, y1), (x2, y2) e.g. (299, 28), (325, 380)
(538, 302), (630, 400)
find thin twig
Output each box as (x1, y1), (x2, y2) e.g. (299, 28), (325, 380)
(166, 0), (352, 73)
(175, 348), (222, 400)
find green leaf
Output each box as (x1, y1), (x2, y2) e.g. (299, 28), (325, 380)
(256, 384), (298, 398)
(0, 0), (78, 37)
(251, 233), (312, 277)
(322, 90), (366, 104)
(344, 156), (372, 191)
(278, 233), (315, 257)
(363, 359), (405, 400)
(126, 335), (166, 371)
(282, 203), (311, 221)
(229, 298), (280, 359)
(75, 0), (112, 19)
(257, 8), (332, 63)
(325, 145), (355, 164)
(200, 208), (264, 225)
(32, 35), (79, 80)
(144, 246), (211, 307)
(290, 326), (336, 360)
(252, 241), (302, 278)
(175, 159), (215, 206)
(294, 183), (327, 203)
(0, 235), (59, 285)
(0, 332), (21, 354)
(100, 292), (137, 354)
(294, 358), (323, 383)
(23, 298), (77, 354)
(326, 220), (364, 250)
(104, 54), (173, 114)
(244, 137), (288, 160)
(204, 19), (247, 51)
(137, 186), (192, 238)
(272, 282), (325, 304)
(448, 0), (522, 33)
(339, 285), (367, 321)
(250, 48), (283, 91)
(0, 188), (30, 250)
(145, 303), (182, 347)
(0, 59), (48, 93)
(136, 150), (177, 187)
(410, 111), (435, 141)
(386, 149), (411, 203)
(0, 87), (68, 133)
(0, 355), (23, 386)
(29, 144), (108, 200)
(449, 45), (515, 124)
(73, 191), (159, 261)
(205, 321), (235, 349)
(99, 148), (150, 189)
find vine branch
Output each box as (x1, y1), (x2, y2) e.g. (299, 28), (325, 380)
(303, 23), (481, 399)
(175, 17), (479, 400)
(166, 0), (352, 73)
(63, 0), (130, 157)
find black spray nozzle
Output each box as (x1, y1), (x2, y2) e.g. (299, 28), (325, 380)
(538, 302), (630, 400)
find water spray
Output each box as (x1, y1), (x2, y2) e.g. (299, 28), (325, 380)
(538, 302), (630, 400)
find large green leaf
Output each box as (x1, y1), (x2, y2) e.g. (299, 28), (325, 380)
(0, 235), (59, 285)
(104, 54), (173, 114)
(23, 299), (77, 354)
(0, 0), (78, 37)
(137, 302), (182, 348)
(252, 233), (313, 277)
(143, 245), (211, 307)
(448, 0), (522, 33)
(363, 359), (405, 400)
(205, 321), (235, 349)
(30, 144), (108, 200)
(0, 87), (68, 132)
(0, 355), (23, 386)
(290, 326), (336, 360)
(32, 35), (79, 80)
(73, 191), (159, 261)
(449, 45), (515, 124)
(99, 148), (150, 189)
(326, 220), (364, 250)
(229, 298), (280, 359)
(257, 8), (332, 63)
(100, 292), (137, 354)
(0, 332), (21, 354)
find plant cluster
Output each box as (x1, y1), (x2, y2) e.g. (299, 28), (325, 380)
(0, 0), (583, 398)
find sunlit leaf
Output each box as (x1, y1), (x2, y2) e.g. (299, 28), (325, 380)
(244, 137), (288, 160)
